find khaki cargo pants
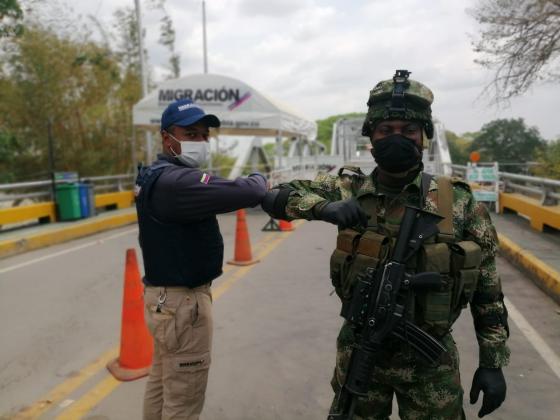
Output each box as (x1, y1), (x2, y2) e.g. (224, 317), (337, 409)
(143, 284), (213, 420)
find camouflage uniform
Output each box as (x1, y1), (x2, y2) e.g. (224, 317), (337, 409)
(278, 169), (510, 419)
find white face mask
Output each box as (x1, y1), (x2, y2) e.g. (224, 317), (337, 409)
(168, 132), (209, 168)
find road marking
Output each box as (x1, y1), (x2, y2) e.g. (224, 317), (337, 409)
(55, 375), (120, 420)
(54, 221), (303, 419)
(213, 226), (300, 300)
(11, 347), (118, 419)
(505, 296), (560, 379)
(58, 400), (74, 408)
(0, 228), (138, 275)
(9, 228), (277, 418)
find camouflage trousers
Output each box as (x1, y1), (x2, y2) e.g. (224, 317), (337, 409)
(330, 324), (465, 420)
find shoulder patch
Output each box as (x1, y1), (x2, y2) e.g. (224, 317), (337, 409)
(200, 173), (211, 184)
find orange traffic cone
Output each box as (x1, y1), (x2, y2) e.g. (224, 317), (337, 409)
(279, 219), (294, 232)
(107, 249), (153, 381)
(228, 209), (259, 266)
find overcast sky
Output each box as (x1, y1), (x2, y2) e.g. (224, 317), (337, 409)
(65, 0), (559, 139)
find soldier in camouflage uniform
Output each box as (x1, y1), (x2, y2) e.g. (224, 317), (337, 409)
(262, 70), (509, 419)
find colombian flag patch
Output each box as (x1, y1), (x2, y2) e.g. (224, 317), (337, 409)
(200, 173), (211, 184)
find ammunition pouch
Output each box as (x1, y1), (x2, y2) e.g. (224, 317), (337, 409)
(330, 230), (361, 299)
(330, 230), (389, 300)
(416, 243), (451, 336)
(414, 240), (482, 336)
(345, 231), (389, 297)
(450, 241), (482, 309)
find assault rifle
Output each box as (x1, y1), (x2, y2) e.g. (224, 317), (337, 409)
(329, 206), (448, 420)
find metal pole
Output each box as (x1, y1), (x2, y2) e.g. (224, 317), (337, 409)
(134, 0), (148, 97)
(202, 0), (208, 74)
(131, 128), (137, 173)
(134, 0), (152, 163)
(276, 130), (283, 169)
(47, 118), (56, 201)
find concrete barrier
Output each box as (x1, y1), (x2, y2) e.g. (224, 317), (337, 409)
(0, 191), (135, 229)
(498, 233), (560, 305)
(500, 192), (560, 232)
(0, 210), (138, 259)
(95, 191), (134, 210)
(0, 202), (56, 226)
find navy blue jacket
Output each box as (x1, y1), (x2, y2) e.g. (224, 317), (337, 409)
(136, 154), (267, 287)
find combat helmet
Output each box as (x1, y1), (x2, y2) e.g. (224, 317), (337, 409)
(361, 70), (434, 139)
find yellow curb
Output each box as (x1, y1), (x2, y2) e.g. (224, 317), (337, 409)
(498, 232), (560, 304)
(0, 211), (138, 259)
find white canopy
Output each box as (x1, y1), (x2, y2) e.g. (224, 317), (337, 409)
(133, 73), (317, 139)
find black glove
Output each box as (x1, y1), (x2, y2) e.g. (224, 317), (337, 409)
(469, 367), (507, 418)
(314, 198), (368, 229)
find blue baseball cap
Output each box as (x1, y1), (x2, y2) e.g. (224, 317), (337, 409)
(160, 99), (220, 131)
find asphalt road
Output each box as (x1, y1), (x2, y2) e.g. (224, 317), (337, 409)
(0, 211), (559, 419)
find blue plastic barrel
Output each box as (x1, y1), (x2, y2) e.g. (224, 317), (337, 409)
(78, 183), (95, 218)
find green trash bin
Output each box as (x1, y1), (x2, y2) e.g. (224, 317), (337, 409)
(55, 183), (82, 221)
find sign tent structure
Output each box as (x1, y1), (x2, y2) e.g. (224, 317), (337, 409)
(132, 73), (318, 177)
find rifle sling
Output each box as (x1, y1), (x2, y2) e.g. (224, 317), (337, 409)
(436, 176), (454, 239)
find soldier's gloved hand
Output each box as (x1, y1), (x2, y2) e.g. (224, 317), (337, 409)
(469, 367), (506, 418)
(313, 198), (368, 229)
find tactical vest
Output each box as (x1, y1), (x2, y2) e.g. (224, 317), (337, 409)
(330, 170), (482, 337)
(135, 160), (224, 288)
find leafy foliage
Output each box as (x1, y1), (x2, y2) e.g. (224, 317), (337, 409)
(0, 24), (141, 180)
(445, 130), (473, 165)
(0, 1), (184, 183)
(209, 152), (235, 178)
(469, 118), (546, 170)
(471, 0), (560, 103)
(148, 0), (180, 79)
(533, 139), (560, 179)
(0, 0), (24, 37)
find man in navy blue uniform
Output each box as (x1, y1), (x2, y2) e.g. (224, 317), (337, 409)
(136, 99), (267, 420)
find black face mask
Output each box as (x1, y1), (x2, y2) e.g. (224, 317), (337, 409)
(371, 134), (422, 173)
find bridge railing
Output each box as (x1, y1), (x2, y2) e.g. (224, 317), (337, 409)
(450, 164), (560, 206)
(0, 174), (135, 205)
(449, 164), (560, 232)
(0, 157), (336, 229)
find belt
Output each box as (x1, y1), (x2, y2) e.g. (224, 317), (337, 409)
(145, 282), (211, 292)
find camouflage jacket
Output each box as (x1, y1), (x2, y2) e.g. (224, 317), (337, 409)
(279, 167), (510, 369)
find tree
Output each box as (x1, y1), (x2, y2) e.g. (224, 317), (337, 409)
(113, 6), (144, 78)
(148, 0), (180, 79)
(446, 130), (473, 165)
(0, 129), (30, 182)
(0, 24), (142, 180)
(209, 152), (235, 178)
(0, 0), (23, 37)
(471, 0), (560, 103)
(533, 139), (560, 179)
(469, 118), (546, 170)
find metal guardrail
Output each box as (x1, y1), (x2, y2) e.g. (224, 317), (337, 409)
(450, 164), (560, 205)
(0, 159), (323, 207)
(0, 174), (135, 205)
(4, 160), (558, 208)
